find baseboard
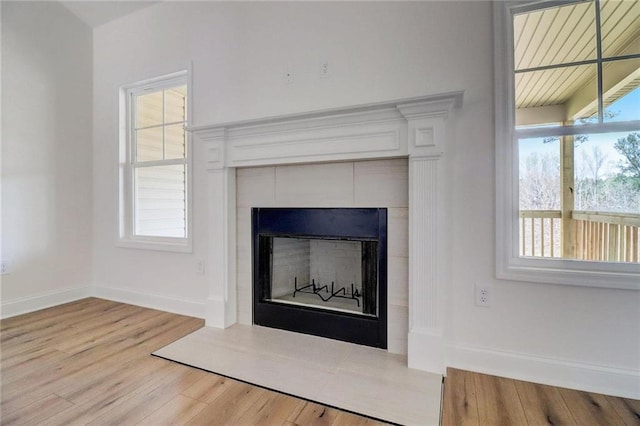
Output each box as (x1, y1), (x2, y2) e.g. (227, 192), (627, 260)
(93, 285), (205, 319)
(408, 328), (445, 374)
(204, 296), (229, 328)
(1, 286), (92, 319)
(448, 343), (640, 399)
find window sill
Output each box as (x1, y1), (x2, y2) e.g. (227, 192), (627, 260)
(497, 255), (640, 291)
(117, 237), (192, 253)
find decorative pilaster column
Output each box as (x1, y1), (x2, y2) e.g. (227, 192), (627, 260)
(398, 96), (459, 373)
(194, 128), (236, 328)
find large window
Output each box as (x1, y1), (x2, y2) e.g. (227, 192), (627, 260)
(119, 72), (191, 251)
(495, 0), (640, 289)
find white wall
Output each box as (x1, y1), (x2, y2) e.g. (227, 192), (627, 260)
(1, 1), (93, 316)
(91, 1), (639, 397)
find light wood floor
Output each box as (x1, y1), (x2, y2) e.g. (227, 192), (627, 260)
(0, 298), (382, 425)
(442, 368), (640, 426)
(2, 298), (639, 425)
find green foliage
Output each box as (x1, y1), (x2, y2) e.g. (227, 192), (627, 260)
(614, 133), (640, 186)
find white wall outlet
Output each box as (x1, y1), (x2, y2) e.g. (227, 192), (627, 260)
(319, 59), (330, 79)
(1, 260), (10, 275)
(475, 283), (491, 307)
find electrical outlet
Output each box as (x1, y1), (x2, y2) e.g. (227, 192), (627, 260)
(1, 260), (10, 275)
(475, 284), (491, 307)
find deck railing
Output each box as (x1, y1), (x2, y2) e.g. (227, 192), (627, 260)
(519, 210), (562, 258)
(572, 211), (640, 263)
(519, 210), (640, 262)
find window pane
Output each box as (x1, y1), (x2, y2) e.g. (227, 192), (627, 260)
(602, 59), (640, 123)
(519, 137), (560, 210)
(164, 124), (185, 160)
(134, 165), (186, 238)
(575, 132), (640, 214)
(519, 137), (561, 258)
(515, 64), (598, 123)
(513, 2), (596, 71)
(600, 0), (640, 58)
(135, 91), (163, 128)
(135, 127), (163, 162)
(572, 132), (640, 263)
(164, 86), (187, 123)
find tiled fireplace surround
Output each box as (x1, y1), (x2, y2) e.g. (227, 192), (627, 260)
(189, 92), (463, 374)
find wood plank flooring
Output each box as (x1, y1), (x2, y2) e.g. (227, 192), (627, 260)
(2, 298), (639, 425)
(0, 298), (382, 425)
(442, 367), (640, 426)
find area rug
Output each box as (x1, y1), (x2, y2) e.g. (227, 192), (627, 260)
(153, 324), (442, 425)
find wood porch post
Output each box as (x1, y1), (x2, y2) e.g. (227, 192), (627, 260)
(561, 135), (576, 258)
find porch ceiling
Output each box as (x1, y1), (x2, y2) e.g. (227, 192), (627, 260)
(513, 0), (640, 119)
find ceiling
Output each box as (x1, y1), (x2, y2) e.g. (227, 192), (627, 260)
(513, 0), (640, 121)
(60, 1), (159, 28)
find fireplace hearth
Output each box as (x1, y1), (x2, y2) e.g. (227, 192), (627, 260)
(252, 207), (387, 349)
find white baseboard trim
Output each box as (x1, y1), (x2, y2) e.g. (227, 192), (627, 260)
(93, 285), (205, 319)
(204, 296), (228, 328)
(408, 328), (445, 374)
(448, 343), (640, 399)
(1, 286), (92, 319)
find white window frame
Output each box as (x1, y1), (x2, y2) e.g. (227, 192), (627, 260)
(494, 1), (640, 290)
(118, 70), (193, 252)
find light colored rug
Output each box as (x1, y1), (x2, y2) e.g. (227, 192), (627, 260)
(153, 324), (442, 425)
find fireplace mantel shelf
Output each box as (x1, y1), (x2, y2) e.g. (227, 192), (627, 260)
(187, 92), (463, 170)
(187, 92), (463, 133)
(188, 91), (463, 374)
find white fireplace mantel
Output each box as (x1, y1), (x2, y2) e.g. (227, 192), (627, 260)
(188, 92), (463, 374)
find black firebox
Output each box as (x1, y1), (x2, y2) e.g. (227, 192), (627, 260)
(252, 207), (387, 349)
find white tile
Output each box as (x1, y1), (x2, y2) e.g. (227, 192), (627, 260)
(250, 326), (354, 368)
(236, 166), (276, 207)
(236, 242), (252, 286)
(388, 255), (408, 306)
(236, 256), (252, 290)
(153, 325), (441, 425)
(387, 304), (408, 354)
(236, 287), (252, 325)
(336, 346), (417, 386)
(387, 336), (408, 355)
(354, 158), (409, 207)
(388, 207), (408, 257)
(235, 207), (253, 311)
(235, 208), (252, 264)
(275, 162), (355, 207)
(236, 207), (251, 240)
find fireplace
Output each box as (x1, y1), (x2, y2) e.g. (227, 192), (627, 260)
(252, 208), (387, 348)
(190, 92), (462, 373)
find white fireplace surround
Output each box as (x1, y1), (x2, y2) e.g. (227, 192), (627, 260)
(188, 92), (463, 374)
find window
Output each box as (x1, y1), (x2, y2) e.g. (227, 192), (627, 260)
(495, 1), (640, 289)
(119, 71), (191, 251)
